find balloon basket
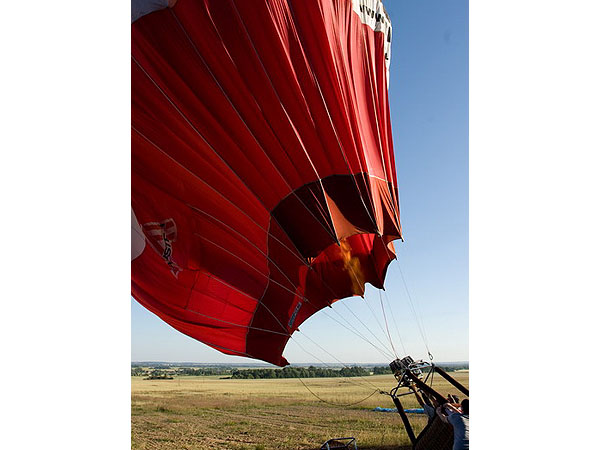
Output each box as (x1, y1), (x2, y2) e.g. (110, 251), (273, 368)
(386, 357), (469, 450)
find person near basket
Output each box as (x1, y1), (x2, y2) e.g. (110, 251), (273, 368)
(436, 398), (469, 450)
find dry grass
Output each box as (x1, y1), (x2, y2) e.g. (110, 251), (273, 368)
(132, 372), (468, 449)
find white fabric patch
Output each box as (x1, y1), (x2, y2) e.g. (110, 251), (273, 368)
(131, 0), (170, 23)
(351, 0), (392, 86)
(131, 208), (146, 261)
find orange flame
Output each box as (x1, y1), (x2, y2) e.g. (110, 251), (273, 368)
(339, 239), (365, 296)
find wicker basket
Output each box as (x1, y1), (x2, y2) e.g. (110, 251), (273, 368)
(413, 416), (454, 450)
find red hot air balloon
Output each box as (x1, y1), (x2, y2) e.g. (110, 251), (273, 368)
(131, 0), (402, 366)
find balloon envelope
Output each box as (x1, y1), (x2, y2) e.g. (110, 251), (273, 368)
(132, 0), (401, 366)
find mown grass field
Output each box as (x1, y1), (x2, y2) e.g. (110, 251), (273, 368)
(132, 371), (468, 449)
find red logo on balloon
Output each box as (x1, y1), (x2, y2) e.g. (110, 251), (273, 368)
(142, 218), (182, 277)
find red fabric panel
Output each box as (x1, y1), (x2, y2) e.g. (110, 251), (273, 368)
(132, 0), (401, 366)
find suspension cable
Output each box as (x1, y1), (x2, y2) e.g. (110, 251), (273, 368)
(382, 289), (408, 356)
(378, 290), (398, 359)
(293, 331), (382, 391)
(395, 262), (433, 359)
(296, 377), (381, 407)
(338, 301), (396, 360)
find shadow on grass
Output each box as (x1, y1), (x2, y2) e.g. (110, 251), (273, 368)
(312, 446), (411, 450)
(360, 447), (411, 450)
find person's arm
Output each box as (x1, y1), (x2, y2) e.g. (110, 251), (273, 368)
(436, 405), (449, 424)
(421, 390), (433, 408)
(409, 384), (426, 407)
(444, 403), (461, 415)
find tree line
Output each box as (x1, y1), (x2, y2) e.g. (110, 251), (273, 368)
(231, 366), (372, 379)
(132, 363), (468, 378)
(131, 367), (232, 377)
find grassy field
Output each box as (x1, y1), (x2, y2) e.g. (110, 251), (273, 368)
(132, 371), (468, 450)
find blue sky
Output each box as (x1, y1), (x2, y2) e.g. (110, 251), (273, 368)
(132, 0), (468, 365)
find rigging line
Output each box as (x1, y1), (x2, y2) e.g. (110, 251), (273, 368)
(186, 173), (384, 355)
(296, 26), (407, 362)
(312, 250), (396, 359)
(309, 247), (399, 360)
(398, 263), (430, 351)
(290, 343), (377, 393)
(316, 310), (396, 361)
(394, 262), (432, 356)
(382, 289), (408, 356)
(362, 287), (396, 353)
(292, 332), (381, 391)
(295, 330), (384, 390)
(338, 301), (396, 360)
(379, 290), (399, 359)
(297, 377), (380, 407)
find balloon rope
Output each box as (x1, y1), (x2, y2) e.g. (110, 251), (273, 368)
(383, 289), (408, 356)
(297, 377), (381, 407)
(379, 290), (399, 359)
(291, 334), (381, 391)
(362, 288), (397, 354)
(338, 302), (397, 360)
(395, 262), (432, 358)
